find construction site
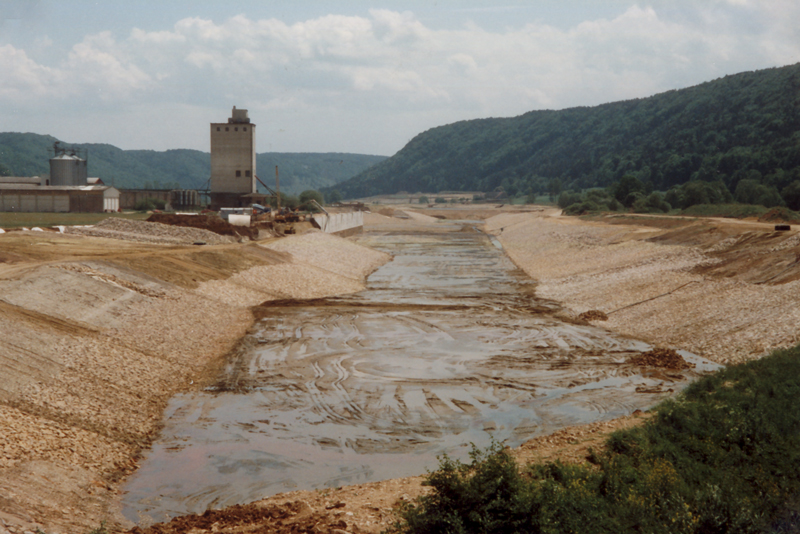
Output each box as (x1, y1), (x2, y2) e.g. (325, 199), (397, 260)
(1, 199), (800, 532)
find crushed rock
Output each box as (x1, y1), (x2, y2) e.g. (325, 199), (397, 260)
(65, 217), (237, 245)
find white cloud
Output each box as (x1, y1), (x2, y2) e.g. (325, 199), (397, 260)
(1, 3), (798, 154)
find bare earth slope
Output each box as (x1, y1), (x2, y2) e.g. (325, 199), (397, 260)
(4, 208), (800, 534)
(488, 210), (800, 365)
(0, 227), (389, 534)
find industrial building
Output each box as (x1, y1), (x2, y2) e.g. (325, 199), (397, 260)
(0, 183), (119, 212)
(0, 144), (119, 213)
(209, 106), (267, 210)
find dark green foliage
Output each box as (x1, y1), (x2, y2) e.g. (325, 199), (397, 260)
(435, 197), (447, 203)
(419, 195), (430, 204)
(325, 189), (343, 203)
(557, 191), (583, 209)
(298, 189), (325, 210)
(392, 345), (800, 534)
(0, 133), (385, 193)
(666, 180), (734, 209)
(332, 63), (800, 206)
(269, 193), (300, 209)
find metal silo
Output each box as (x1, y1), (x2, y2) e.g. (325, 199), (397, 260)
(49, 143), (88, 186)
(50, 154), (79, 186)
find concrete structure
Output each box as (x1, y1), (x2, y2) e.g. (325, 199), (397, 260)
(0, 185), (119, 213)
(210, 106), (256, 209)
(311, 211), (364, 236)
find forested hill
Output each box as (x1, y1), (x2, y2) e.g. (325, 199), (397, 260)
(330, 63), (800, 199)
(0, 132), (386, 195)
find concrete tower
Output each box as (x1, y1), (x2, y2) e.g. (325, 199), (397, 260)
(210, 106), (256, 208)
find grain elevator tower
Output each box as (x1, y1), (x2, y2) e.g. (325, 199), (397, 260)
(210, 106), (256, 209)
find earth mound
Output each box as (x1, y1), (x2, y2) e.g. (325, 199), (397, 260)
(629, 348), (695, 370)
(758, 207), (800, 224)
(579, 310), (609, 321)
(147, 213), (258, 239)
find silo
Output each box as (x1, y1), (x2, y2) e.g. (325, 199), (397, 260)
(50, 154), (79, 186)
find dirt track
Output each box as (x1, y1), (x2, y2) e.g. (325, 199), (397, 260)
(2, 207), (800, 533)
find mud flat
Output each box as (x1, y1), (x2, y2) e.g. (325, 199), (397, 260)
(121, 217), (716, 525)
(0, 227), (388, 534)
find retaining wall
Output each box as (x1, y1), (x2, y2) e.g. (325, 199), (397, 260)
(312, 211), (364, 236)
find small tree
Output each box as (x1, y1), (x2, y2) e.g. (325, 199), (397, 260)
(326, 189), (343, 203)
(419, 195), (429, 204)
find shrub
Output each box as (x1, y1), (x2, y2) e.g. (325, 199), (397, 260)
(557, 190), (582, 209)
(391, 345), (800, 534)
(419, 195), (429, 204)
(435, 197), (447, 203)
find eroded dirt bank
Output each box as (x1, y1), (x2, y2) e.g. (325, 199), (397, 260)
(0, 229), (389, 534)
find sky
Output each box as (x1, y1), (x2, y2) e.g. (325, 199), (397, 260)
(0, 0), (798, 156)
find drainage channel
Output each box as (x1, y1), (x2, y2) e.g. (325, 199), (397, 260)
(121, 226), (719, 525)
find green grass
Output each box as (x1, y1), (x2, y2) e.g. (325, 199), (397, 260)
(679, 204), (771, 219)
(391, 345), (800, 534)
(0, 211), (149, 229)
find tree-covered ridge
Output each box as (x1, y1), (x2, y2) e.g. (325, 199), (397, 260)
(331, 63), (800, 201)
(0, 132), (385, 194)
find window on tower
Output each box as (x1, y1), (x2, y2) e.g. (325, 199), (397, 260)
(236, 170), (241, 177)
(245, 170), (251, 177)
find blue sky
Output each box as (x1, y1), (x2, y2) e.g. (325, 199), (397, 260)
(1, 0), (798, 155)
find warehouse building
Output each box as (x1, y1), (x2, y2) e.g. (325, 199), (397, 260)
(0, 183), (119, 212)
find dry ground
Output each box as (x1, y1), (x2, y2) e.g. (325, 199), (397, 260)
(0, 226), (388, 534)
(3, 206), (799, 534)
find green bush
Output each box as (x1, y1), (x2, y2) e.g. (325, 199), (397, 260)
(391, 345), (800, 534)
(557, 191), (583, 209)
(435, 197), (447, 203)
(419, 195), (429, 204)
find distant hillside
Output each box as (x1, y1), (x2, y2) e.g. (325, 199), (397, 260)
(0, 133), (385, 195)
(330, 63), (800, 200)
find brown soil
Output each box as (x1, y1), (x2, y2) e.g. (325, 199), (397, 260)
(0, 230), (388, 534)
(147, 213), (259, 240)
(629, 348), (695, 370)
(758, 207), (800, 224)
(579, 309), (608, 321)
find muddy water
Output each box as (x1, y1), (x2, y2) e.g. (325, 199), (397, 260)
(121, 227), (718, 525)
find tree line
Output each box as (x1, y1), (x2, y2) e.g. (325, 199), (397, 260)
(328, 62), (800, 209)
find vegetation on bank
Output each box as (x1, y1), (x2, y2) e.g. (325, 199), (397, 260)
(553, 173), (800, 220)
(331, 63), (800, 205)
(391, 345), (800, 534)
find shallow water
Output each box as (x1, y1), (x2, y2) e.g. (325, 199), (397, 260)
(121, 226), (718, 525)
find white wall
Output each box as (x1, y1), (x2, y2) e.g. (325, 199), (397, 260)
(312, 211), (364, 235)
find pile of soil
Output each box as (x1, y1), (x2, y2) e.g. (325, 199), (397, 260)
(758, 207), (800, 224)
(147, 213), (258, 240)
(127, 501), (369, 534)
(579, 310), (609, 321)
(378, 208), (396, 217)
(629, 348), (695, 370)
